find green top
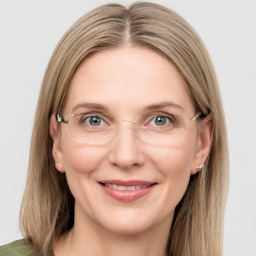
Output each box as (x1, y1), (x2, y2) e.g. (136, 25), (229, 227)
(0, 240), (34, 256)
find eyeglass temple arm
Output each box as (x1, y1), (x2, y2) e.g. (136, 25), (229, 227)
(190, 112), (202, 123)
(56, 114), (68, 124)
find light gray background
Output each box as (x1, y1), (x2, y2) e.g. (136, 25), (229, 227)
(0, 0), (255, 255)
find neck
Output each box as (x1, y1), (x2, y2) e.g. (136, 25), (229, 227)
(54, 205), (172, 256)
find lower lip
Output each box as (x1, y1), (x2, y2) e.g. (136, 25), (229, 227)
(100, 184), (155, 202)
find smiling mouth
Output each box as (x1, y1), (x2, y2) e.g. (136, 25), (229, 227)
(100, 183), (154, 191)
(98, 180), (157, 202)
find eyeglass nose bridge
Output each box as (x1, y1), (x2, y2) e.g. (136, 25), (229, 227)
(114, 119), (140, 138)
(120, 119), (138, 124)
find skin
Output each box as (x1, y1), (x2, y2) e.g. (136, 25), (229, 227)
(50, 46), (212, 256)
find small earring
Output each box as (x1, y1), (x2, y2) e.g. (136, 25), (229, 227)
(56, 163), (62, 167)
(196, 165), (204, 172)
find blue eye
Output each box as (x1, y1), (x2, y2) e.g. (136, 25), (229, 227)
(150, 116), (171, 126)
(83, 116), (106, 126)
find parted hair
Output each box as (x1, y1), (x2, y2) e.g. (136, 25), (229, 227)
(20, 2), (229, 256)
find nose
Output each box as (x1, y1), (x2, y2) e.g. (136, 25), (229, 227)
(108, 122), (145, 169)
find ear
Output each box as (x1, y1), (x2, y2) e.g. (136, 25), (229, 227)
(191, 114), (213, 175)
(49, 115), (65, 173)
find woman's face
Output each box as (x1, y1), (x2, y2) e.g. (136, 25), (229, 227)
(51, 47), (209, 235)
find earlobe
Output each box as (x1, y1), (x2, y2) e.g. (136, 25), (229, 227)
(50, 115), (65, 173)
(191, 114), (213, 175)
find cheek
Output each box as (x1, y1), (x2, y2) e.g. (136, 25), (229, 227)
(61, 136), (107, 174)
(152, 137), (196, 174)
(60, 138), (108, 209)
(149, 136), (197, 200)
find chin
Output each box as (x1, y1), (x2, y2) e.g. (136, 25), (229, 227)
(102, 220), (154, 235)
(96, 208), (173, 236)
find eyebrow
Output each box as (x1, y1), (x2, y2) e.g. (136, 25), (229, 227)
(71, 103), (108, 113)
(71, 101), (184, 113)
(145, 102), (184, 111)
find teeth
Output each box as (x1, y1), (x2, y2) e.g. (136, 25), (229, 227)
(104, 184), (150, 190)
(127, 186), (135, 190)
(112, 184), (119, 190)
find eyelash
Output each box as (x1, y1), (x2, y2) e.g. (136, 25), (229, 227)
(147, 115), (174, 126)
(75, 112), (177, 127)
(79, 113), (109, 126)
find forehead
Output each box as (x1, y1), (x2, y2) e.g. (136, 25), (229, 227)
(64, 47), (194, 115)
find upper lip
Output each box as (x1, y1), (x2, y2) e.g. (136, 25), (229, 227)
(99, 180), (156, 186)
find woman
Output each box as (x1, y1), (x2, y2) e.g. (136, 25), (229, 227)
(0, 2), (228, 256)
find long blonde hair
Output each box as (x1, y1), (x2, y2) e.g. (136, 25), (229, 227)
(20, 2), (229, 256)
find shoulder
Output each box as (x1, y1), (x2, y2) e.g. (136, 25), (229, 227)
(0, 240), (34, 256)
